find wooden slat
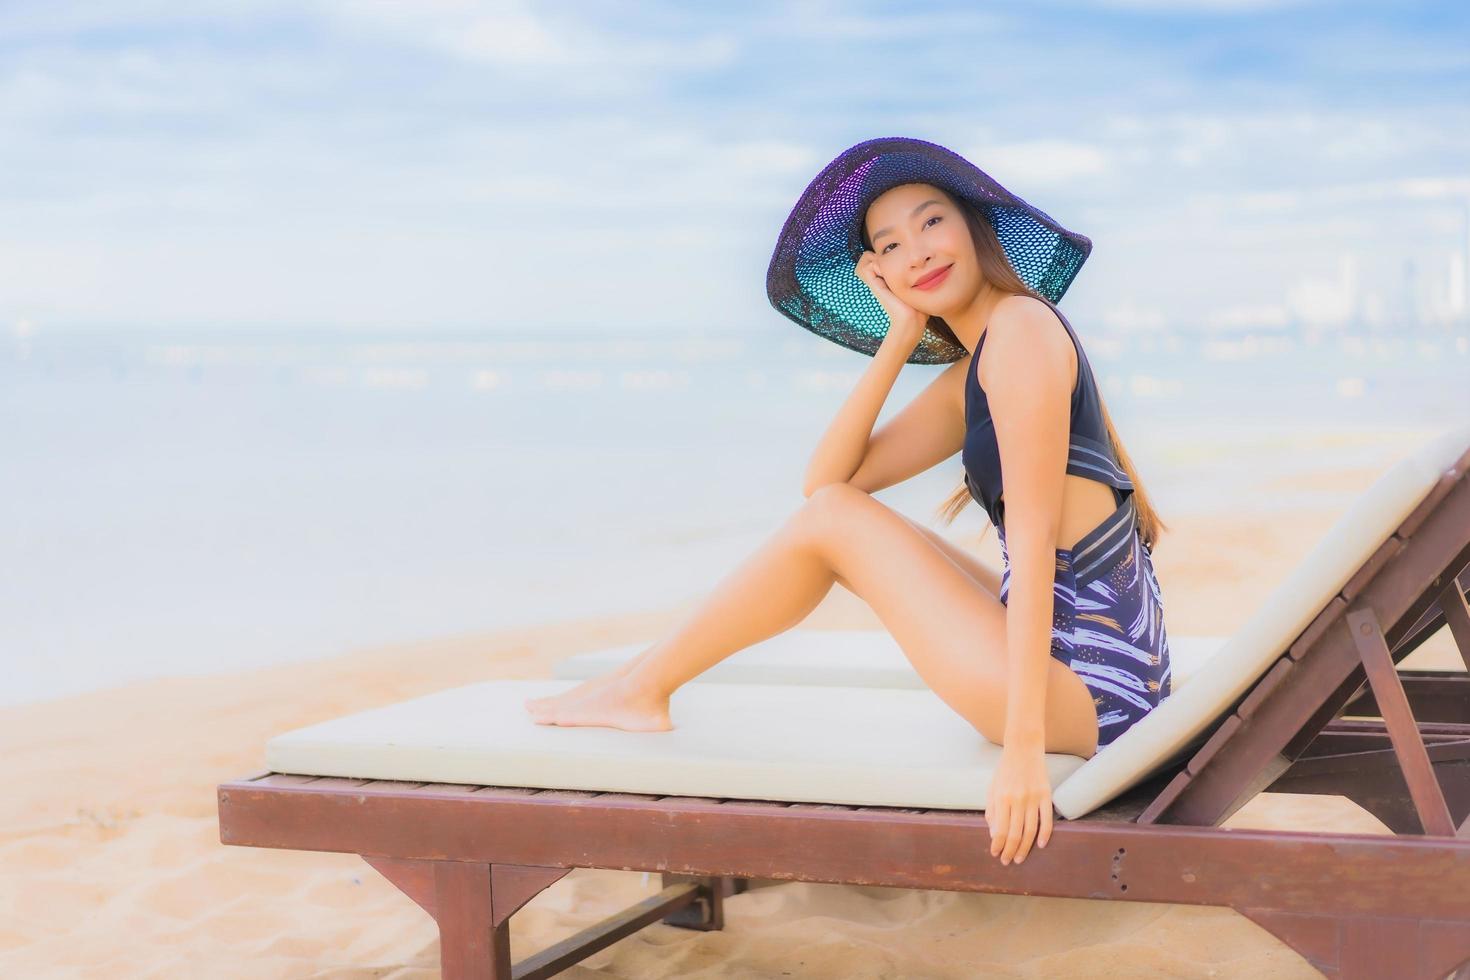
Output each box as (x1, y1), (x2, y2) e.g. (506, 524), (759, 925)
(590, 792), (665, 804)
(1289, 597), (1348, 661)
(1341, 537), (1405, 601)
(469, 786), (545, 799)
(1397, 467), (1465, 540)
(525, 790), (605, 803)
(650, 796), (724, 807)
(851, 804), (935, 817)
(251, 773), (324, 787)
(306, 777), (377, 790)
(718, 799), (795, 810)
(1136, 769), (1193, 824)
(415, 783), (489, 796)
(1235, 657), (1296, 721)
(1186, 715), (1246, 776)
(358, 780), (429, 793)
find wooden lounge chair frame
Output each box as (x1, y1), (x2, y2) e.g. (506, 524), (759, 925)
(219, 448), (1470, 979)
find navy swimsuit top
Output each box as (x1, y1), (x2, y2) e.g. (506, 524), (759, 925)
(962, 297), (1134, 530)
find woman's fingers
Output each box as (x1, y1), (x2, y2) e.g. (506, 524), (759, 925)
(1002, 804), (1026, 864)
(856, 252), (891, 295)
(1014, 806), (1040, 864)
(987, 799), (1008, 858)
(992, 799), (1053, 865)
(989, 771), (1056, 865)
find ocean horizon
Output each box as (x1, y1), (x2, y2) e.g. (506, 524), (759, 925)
(4, 320), (1466, 707)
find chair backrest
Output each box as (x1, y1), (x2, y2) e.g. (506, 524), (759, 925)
(1052, 425), (1470, 820)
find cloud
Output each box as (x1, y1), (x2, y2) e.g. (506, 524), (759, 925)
(0, 1), (1466, 332)
(1101, 301), (1168, 332)
(963, 139), (1113, 187)
(763, 1), (1011, 40)
(1082, 0), (1325, 11)
(312, 0), (739, 72)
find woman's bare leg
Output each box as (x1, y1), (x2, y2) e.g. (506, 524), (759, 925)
(570, 511), (999, 683)
(524, 492), (848, 729)
(524, 484), (1099, 758)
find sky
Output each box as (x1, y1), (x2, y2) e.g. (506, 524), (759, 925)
(2, 0), (1468, 334)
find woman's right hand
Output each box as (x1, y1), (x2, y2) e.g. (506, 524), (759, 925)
(856, 251), (929, 354)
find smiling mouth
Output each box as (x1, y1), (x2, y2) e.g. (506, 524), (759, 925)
(913, 264), (953, 290)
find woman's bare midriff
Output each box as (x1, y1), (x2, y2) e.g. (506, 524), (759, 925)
(996, 473), (1123, 552)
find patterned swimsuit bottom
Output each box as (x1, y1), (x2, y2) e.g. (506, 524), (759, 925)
(997, 492), (1173, 754)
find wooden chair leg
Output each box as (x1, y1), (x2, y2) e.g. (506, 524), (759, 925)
(1350, 606), (1457, 835)
(659, 873), (738, 931)
(365, 856), (570, 979)
(434, 861), (507, 979)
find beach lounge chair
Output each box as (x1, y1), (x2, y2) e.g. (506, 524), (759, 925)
(219, 425), (1470, 979)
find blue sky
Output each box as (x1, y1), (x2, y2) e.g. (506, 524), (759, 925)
(2, 0), (1467, 333)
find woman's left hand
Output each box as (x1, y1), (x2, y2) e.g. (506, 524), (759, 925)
(985, 743), (1055, 865)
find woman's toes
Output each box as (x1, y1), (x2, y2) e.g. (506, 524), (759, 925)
(521, 677), (672, 732)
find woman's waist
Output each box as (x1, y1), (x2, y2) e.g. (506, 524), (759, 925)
(999, 494), (1141, 588)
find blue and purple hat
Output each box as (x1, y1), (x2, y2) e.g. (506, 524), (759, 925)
(765, 136), (1093, 365)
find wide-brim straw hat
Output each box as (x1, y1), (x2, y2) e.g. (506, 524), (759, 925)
(765, 136), (1093, 365)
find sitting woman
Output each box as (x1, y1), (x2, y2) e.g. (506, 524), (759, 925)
(525, 137), (1173, 866)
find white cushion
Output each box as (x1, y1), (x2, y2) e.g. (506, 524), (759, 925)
(265, 679), (1086, 810)
(264, 425), (1469, 819)
(553, 629), (1229, 693)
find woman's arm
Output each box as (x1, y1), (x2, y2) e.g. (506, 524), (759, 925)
(802, 251), (935, 498)
(980, 299), (1073, 747)
(802, 334), (924, 497)
(980, 297), (1074, 865)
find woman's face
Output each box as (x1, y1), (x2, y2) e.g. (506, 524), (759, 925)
(862, 183), (981, 315)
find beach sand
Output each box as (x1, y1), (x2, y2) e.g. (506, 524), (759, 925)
(2, 468), (1462, 979)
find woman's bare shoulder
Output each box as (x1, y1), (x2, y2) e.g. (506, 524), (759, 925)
(976, 296), (1073, 391)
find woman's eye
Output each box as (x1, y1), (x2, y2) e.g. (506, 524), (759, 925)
(878, 216), (939, 255)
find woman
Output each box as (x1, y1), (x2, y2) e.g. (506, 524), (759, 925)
(525, 137), (1173, 867)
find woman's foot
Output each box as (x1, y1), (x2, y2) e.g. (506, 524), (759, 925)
(524, 655), (639, 714)
(524, 671), (673, 732)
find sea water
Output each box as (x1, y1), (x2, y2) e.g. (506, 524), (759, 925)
(2, 322), (1466, 705)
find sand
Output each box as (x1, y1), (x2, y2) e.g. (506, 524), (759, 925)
(2, 465), (1462, 978)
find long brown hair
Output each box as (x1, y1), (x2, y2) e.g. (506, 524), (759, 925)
(865, 187), (1168, 551)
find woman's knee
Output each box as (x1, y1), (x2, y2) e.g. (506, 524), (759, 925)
(796, 482), (873, 545)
